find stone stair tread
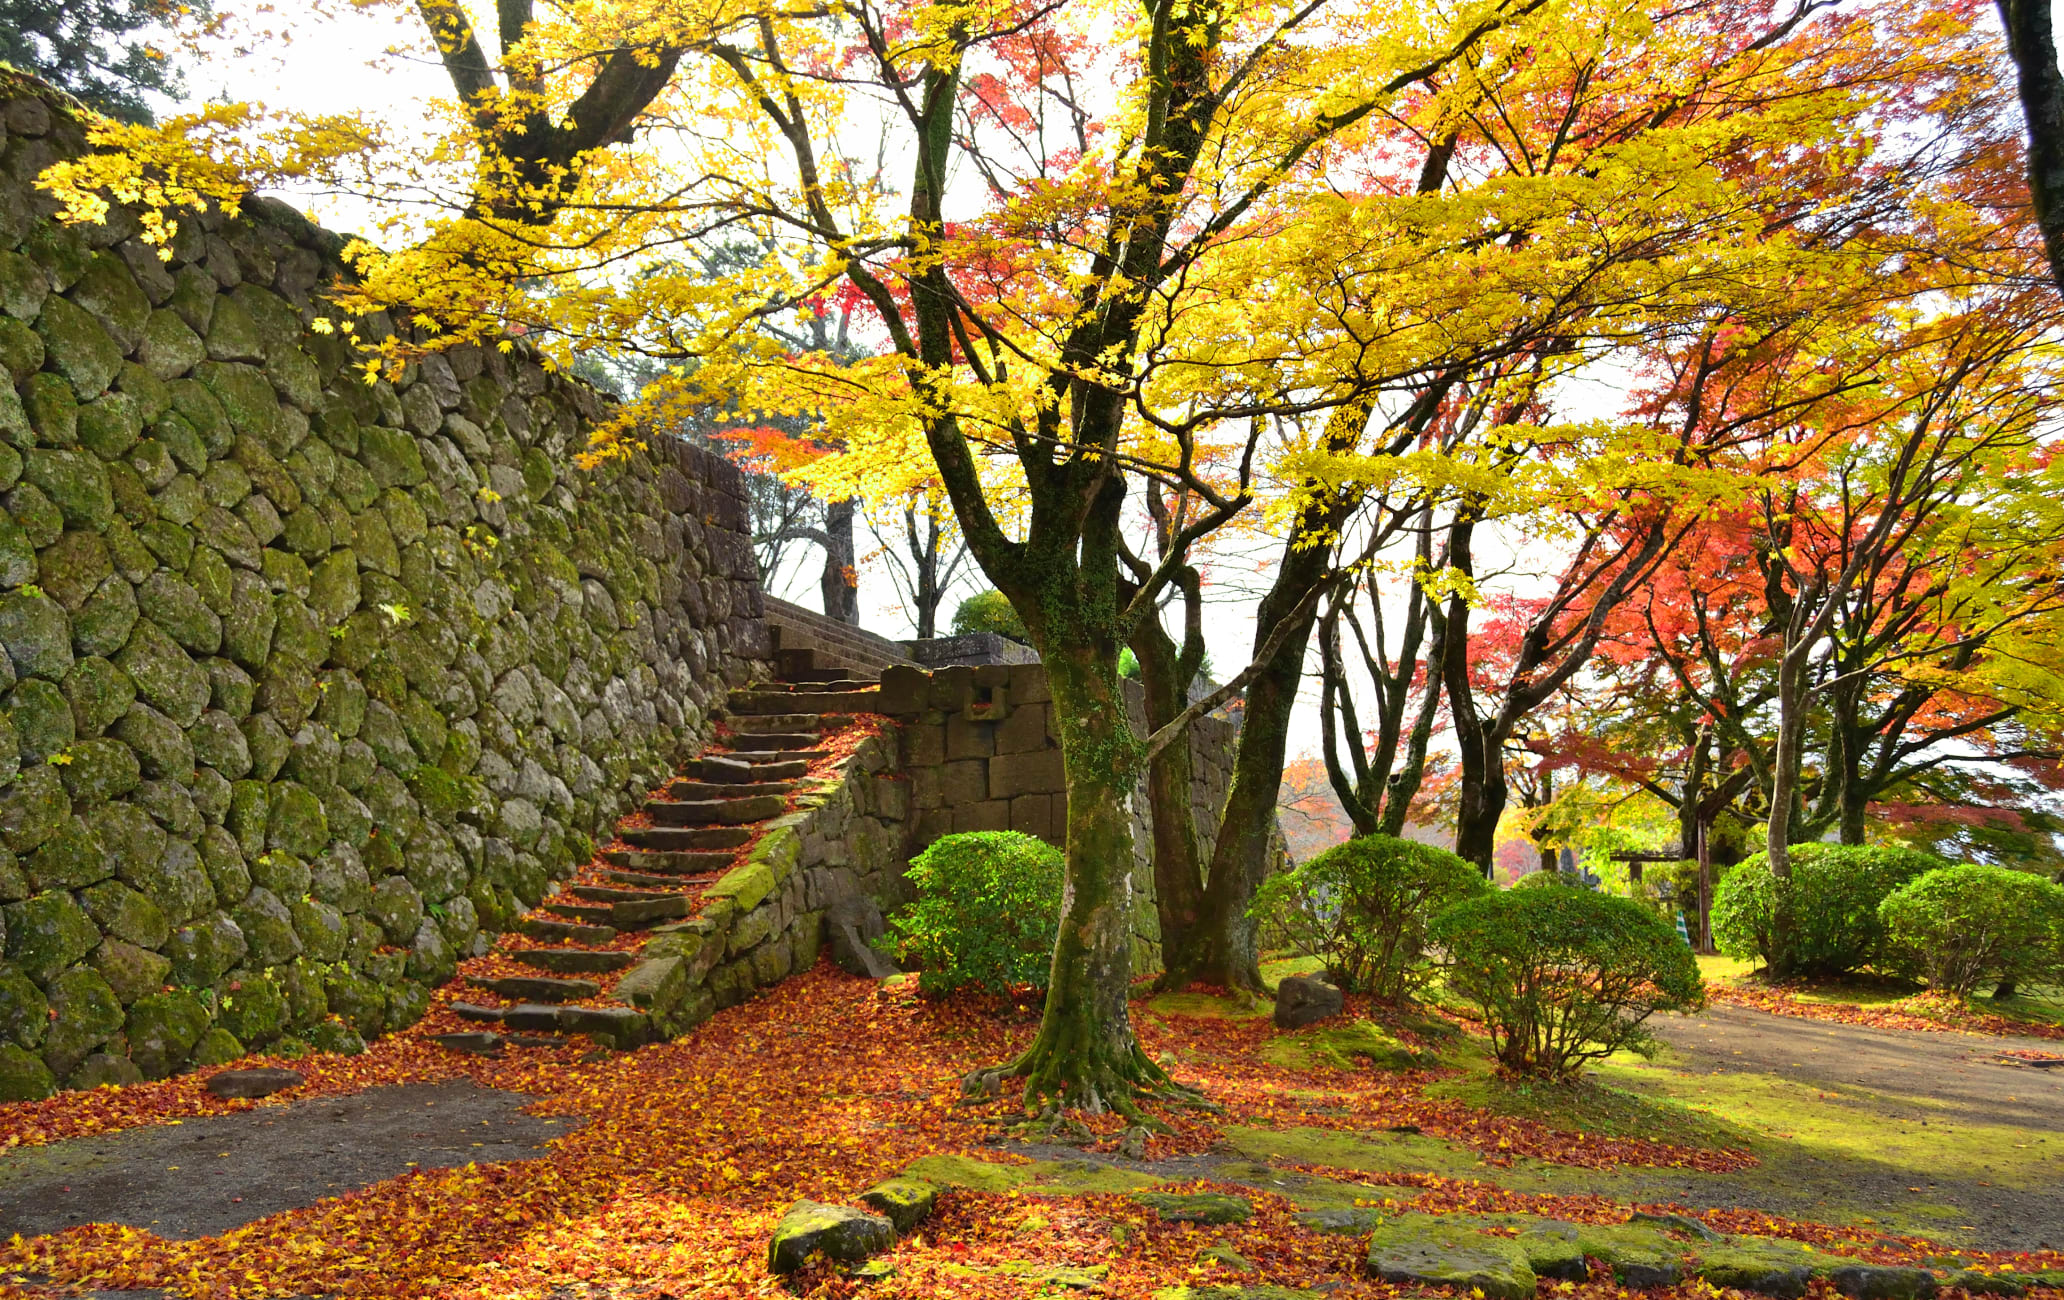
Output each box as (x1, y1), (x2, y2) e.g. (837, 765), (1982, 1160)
(726, 714), (829, 732)
(519, 917), (618, 944)
(451, 1002), (505, 1022)
(432, 1031), (503, 1055)
(511, 947), (638, 973)
(725, 749), (830, 763)
(622, 825), (754, 851)
(644, 793), (788, 826)
(602, 847), (734, 873)
(612, 895), (695, 926)
(722, 732), (821, 750)
(503, 1031), (569, 1047)
(665, 779), (796, 800)
(730, 691), (878, 714)
(469, 975), (602, 1003)
(601, 867), (706, 889)
(570, 883), (682, 903)
(544, 900), (617, 924)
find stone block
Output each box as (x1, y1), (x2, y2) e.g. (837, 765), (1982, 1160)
(941, 759), (988, 807)
(989, 748), (1065, 798)
(994, 700), (1048, 754)
(1010, 794), (1053, 841)
(900, 722), (945, 768)
(1007, 663), (1050, 704)
(953, 800), (1012, 834)
(944, 711), (994, 760)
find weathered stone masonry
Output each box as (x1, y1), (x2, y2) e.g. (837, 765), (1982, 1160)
(0, 76), (767, 1095)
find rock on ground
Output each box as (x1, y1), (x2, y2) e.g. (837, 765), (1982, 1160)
(1272, 975), (1343, 1029)
(767, 1200), (894, 1273)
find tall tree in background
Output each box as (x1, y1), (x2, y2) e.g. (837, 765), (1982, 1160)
(1997, 0), (2064, 289)
(0, 0), (196, 123)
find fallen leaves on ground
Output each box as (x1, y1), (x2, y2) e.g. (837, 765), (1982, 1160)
(0, 966), (2058, 1299)
(1710, 982), (2064, 1041)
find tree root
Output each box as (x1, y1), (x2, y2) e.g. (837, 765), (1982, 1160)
(961, 1037), (1201, 1131)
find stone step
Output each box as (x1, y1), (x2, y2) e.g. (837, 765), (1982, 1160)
(503, 1002), (654, 1047)
(622, 824), (754, 851)
(645, 793), (788, 826)
(601, 867), (708, 889)
(451, 1002), (505, 1022)
(569, 884), (682, 904)
(725, 732), (822, 751)
(432, 1031), (504, 1056)
(725, 750), (829, 765)
(695, 753), (758, 782)
(519, 916), (618, 945)
(612, 895), (696, 926)
(468, 975), (602, 1004)
(602, 847), (735, 874)
(727, 713), (828, 733)
(664, 779), (796, 801)
(511, 947), (639, 974)
(544, 900), (616, 925)
(730, 690), (878, 714)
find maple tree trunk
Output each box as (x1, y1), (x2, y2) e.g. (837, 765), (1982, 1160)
(971, 643), (1168, 1114)
(1170, 533), (1331, 994)
(820, 497), (860, 624)
(1131, 618), (1210, 990)
(1999, 0), (2064, 293)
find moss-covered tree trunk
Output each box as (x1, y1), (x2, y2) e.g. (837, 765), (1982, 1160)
(971, 641), (1169, 1114)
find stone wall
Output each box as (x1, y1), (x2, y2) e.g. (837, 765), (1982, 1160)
(875, 663), (1245, 972)
(0, 77), (768, 1095)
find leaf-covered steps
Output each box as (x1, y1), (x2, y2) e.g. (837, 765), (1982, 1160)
(428, 672), (885, 1056)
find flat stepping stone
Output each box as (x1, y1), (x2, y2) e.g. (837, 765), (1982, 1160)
(603, 847), (734, 873)
(1366, 1215), (1536, 1300)
(203, 1068), (304, 1099)
(519, 917), (617, 945)
(431, 1032), (504, 1055)
(622, 825), (753, 850)
(559, 1005), (654, 1048)
(767, 1200), (894, 1273)
(645, 793), (788, 825)
(665, 779), (797, 800)
(1830, 1266), (1940, 1300)
(511, 947), (638, 974)
(469, 976), (602, 1003)
(450, 1002), (505, 1022)
(1695, 1241), (1843, 1299)
(1517, 1222), (1680, 1287)
(503, 1004), (570, 1034)
(1133, 1192), (1251, 1225)
(858, 1177), (939, 1231)
(503, 1032), (567, 1047)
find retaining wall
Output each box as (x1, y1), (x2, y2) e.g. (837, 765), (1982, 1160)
(0, 77), (767, 1095)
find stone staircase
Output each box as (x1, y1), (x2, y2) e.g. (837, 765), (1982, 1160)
(425, 654), (889, 1056)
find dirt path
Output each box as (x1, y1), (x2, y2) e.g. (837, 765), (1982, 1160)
(1651, 1003), (2064, 1132)
(0, 1081), (574, 1243)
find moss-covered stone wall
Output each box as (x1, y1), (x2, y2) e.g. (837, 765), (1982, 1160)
(0, 78), (769, 1095)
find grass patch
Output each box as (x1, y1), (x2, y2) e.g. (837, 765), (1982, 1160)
(1428, 1040), (1747, 1151)
(1261, 1020), (1427, 1072)
(1593, 1054), (2062, 1191)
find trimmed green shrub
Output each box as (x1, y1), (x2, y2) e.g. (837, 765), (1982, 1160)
(1511, 869), (1583, 890)
(951, 590), (1032, 644)
(891, 831), (1063, 996)
(1878, 865), (2064, 996)
(1431, 887), (1704, 1079)
(1252, 834), (1490, 1002)
(1711, 844), (1944, 976)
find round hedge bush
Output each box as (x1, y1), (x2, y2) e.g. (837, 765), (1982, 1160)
(1251, 834), (1489, 1002)
(1710, 843), (1945, 976)
(890, 831), (1062, 996)
(1431, 887), (1704, 1079)
(1878, 865), (2064, 996)
(950, 590), (1032, 644)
